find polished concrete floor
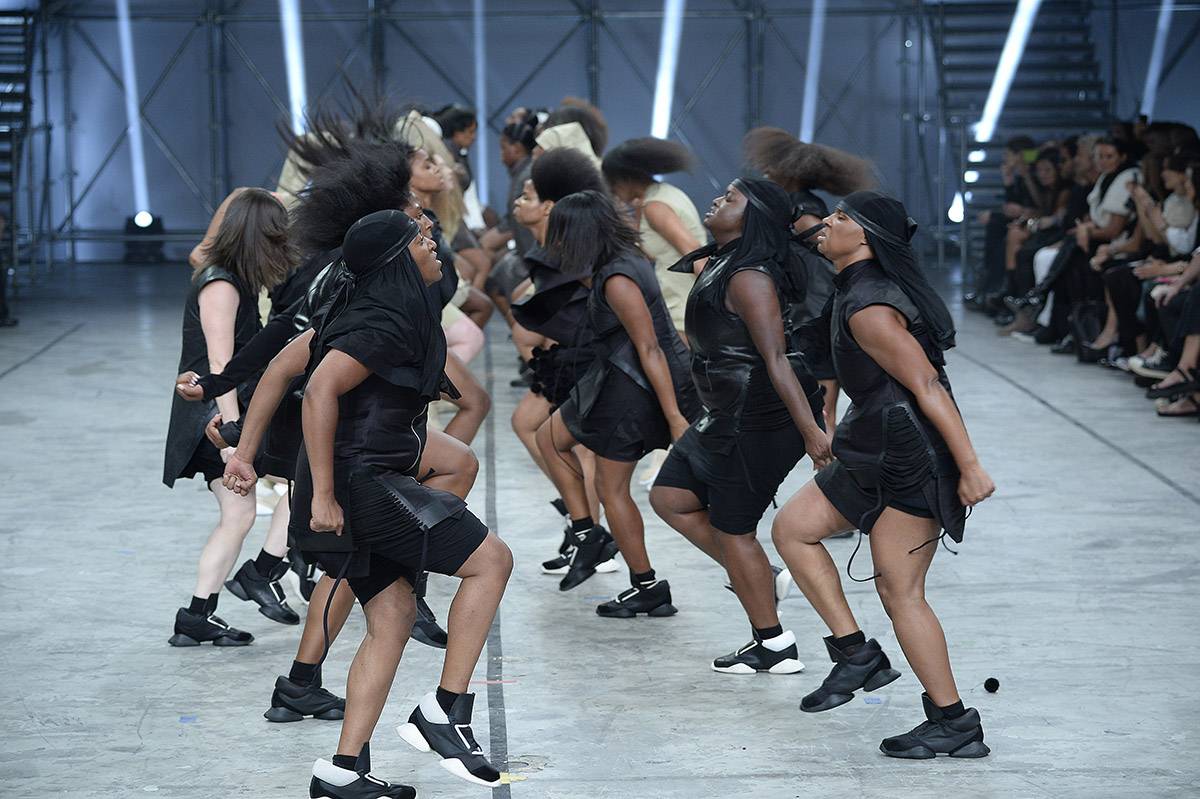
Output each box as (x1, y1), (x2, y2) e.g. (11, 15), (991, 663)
(1, 264), (1198, 798)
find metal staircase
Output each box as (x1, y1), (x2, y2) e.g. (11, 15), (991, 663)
(0, 11), (33, 309)
(928, 0), (1110, 281)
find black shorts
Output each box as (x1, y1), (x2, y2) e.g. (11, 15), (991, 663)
(814, 460), (934, 533)
(314, 473), (488, 605)
(654, 424), (805, 534)
(180, 440), (226, 486)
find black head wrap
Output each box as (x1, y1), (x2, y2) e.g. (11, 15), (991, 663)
(671, 176), (805, 302)
(308, 210), (447, 401)
(836, 190), (956, 351)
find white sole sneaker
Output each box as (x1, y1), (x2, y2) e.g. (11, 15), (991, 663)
(711, 658), (806, 675)
(397, 722), (502, 788)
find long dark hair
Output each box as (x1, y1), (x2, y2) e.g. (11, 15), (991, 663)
(291, 139), (414, 254)
(277, 84), (405, 179)
(432, 104), (477, 138)
(195, 188), (295, 294)
(743, 127), (875, 196)
(602, 137), (693, 186)
(546, 190), (640, 277)
(545, 98), (608, 156)
(532, 147), (607, 202)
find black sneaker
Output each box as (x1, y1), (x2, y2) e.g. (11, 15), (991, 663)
(712, 630), (805, 674)
(225, 560), (300, 625)
(723, 564), (793, 606)
(288, 548), (320, 603)
(596, 579), (678, 618)
(544, 523), (620, 575)
(411, 596), (448, 649)
(559, 526), (609, 590)
(309, 759), (415, 798)
(396, 692), (502, 787)
(168, 607), (254, 647)
(800, 636), (901, 712)
(1033, 324), (1058, 345)
(879, 693), (991, 759)
(264, 675), (345, 722)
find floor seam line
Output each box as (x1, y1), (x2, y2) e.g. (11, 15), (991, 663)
(0, 322), (86, 380)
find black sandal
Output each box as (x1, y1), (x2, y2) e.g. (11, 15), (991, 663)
(1157, 394), (1200, 418)
(1147, 368), (1197, 400)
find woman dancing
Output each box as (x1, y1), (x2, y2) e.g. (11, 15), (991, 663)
(535, 190), (699, 613)
(773, 191), (996, 759)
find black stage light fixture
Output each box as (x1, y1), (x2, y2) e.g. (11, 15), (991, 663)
(124, 211), (165, 263)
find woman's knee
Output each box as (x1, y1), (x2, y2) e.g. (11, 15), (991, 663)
(874, 576), (924, 618)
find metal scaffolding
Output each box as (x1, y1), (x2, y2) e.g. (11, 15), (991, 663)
(11, 0), (1009, 280)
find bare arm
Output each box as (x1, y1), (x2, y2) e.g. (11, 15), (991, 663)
(605, 274), (689, 438)
(849, 305), (995, 506)
(727, 270), (831, 467)
(197, 280), (242, 424)
(302, 348), (372, 534)
(190, 187), (249, 269)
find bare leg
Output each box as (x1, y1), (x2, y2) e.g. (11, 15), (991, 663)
(440, 534), (514, 692)
(296, 575), (357, 664)
(593, 456), (649, 573)
(419, 428), (479, 499)
(535, 410), (590, 519)
(870, 507), (959, 706)
(262, 477), (290, 558)
(649, 485), (724, 563)
(576, 447), (602, 521)
(445, 316), (485, 364)
(460, 286), (494, 328)
(511, 322), (541, 363)
(1089, 288), (1120, 348)
(442, 352), (491, 444)
(512, 391), (553, 478)
(336, 578), (416, 757)
(193, 478), (258, 596)
(718, 533), (779, 630)
(770, 481), (859, 638)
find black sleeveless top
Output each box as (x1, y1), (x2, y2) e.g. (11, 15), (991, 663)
(829, 260), (955, 474)
(685, 253), (818, 438)
(162, 266), (261, 487)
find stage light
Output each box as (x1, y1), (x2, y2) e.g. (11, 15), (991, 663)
(799, 0), (827, 142)
(974, 0), (1043, 143)
(650, 0), (686, 138)
(1140, 0), (1174, 118)
(948, 192), (964, 223)
(115, 0), (149, 219)
(133, 211), (153, 228)
(124, 214), (164, 264)
(278, 0), (308, 135)
(472, 0), (489, 203)
(964, 170), (980, 183)
(968, 149), (986, 163)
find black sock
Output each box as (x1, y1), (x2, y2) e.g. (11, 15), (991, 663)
(331, 754), (358, 772)
(570, 516), (594, 533)
(939, 699), (966, 719)
(188, 595), (207, 614)
(290, 660), (321, 688)
(833, 630), (866, 652)
(205, 593), (220, 614)
(631, 569), (656, 588)
(436, 686), (462, 715)
(754, 624), (784, 642)
(255, 549), (284, 576)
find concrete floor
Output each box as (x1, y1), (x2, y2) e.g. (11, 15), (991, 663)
(1, 264), (1198, 799)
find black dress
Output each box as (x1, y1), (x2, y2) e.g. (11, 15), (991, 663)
(655, 252), (825, 533)
(559, 252), (699, 462)
(162, 266), (261, 487)
(811, 260), (966, 541)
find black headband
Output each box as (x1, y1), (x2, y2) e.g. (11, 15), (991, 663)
(733, 178), (792, 226)
(835, 198), (917, 247)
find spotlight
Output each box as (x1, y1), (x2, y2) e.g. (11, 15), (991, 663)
(799, 0), (828, 142)
(124, 213), (164, 264)
(963, 170), (980, 184)
(1140, 0), (1175, 118)
(974, 0), (1043, 143)
(651, 0), (686, 138)
(968, 150), (986, 163)
(947, 192), (964, 224)
(115, 0), (150, 217)
(278, 0), (308, 135)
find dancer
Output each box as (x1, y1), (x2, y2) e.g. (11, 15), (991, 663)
(772, 191), (995, 759)
(649, 178), (832, 673)
(507, 147), (619, 574)
(227, 211), (511, 796)
(163, 188), (297, 647)
(535, 190), (699, 612)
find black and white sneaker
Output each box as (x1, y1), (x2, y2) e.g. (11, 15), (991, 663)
(559, 526), (610, 590)
(800, 636), (901, 712)
(723, 564), (793, 606)
(879, 693), (991, 759)
(396, 692), (502, 787)
(712, 630), (805, 674)
(225, 559), (300, 625)
(596, 579), (678, 618)
(288, 547), (320, 603)
(264, 675), (345, 722)
(167, 607), (254, 647)
(543, 524), (620, 575)
(309, 759), (415, 798)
